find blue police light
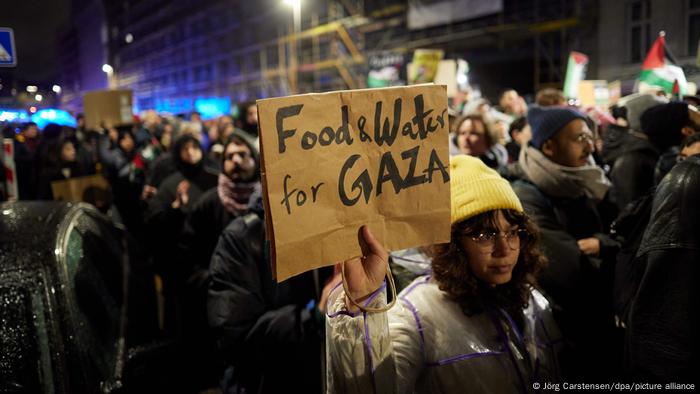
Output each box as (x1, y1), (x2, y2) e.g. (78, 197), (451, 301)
(0, 109), (29, 122)
(195, 97), (231, 120)
(31, 109), (77, 129)
(154, 98), (193, 115)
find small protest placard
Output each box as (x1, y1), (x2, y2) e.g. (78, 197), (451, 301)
(409, 49), (444, 84)
(257, 84), (451, 281)
(83, 89), (133, 130)
(51, 174), (110, 202)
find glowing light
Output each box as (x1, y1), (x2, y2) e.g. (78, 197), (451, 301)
(125, 33), (133, 43)
(29, 106), (37, 113)
(31, 109), (78, 129)
(102, 64), (114, 74)
(0, 110), (29, 122)
(26, 85), (38, 93)
(35, 94), (43, 102)
(283, 0), (300, 5)
(52, 85), (62, 94)
(195, 97), (232, 120)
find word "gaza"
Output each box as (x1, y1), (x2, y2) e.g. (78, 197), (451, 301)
(338, 145), (449, 206)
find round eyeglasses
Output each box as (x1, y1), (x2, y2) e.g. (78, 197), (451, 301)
(461, 228), (529, 253)
(574, 133), (595, 145)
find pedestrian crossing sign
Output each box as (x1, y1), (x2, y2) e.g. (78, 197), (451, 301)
(0, 28), (17, 67)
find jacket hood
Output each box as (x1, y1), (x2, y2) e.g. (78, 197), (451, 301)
(172, 134), (204, 177)
(601, 125), (659, 165)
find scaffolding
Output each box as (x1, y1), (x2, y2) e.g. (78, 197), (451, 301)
(250, 0), (591, 97)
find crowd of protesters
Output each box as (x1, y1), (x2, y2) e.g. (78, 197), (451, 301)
(1, 86), (698, 393)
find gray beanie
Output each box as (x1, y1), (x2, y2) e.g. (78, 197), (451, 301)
(620, 93), (668, 131)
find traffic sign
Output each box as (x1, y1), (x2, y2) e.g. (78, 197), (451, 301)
(0, 28), (17, 67)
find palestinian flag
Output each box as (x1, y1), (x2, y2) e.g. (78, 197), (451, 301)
(563, 51), (589, 99)
(638, 32), (687, 96)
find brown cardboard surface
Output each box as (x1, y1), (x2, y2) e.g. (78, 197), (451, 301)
(257, 84), (451, 281)
(51, 174), (110, 202)
(83, 89), (133, 130)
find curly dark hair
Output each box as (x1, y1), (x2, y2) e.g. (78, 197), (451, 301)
(431, 209), (546, 325)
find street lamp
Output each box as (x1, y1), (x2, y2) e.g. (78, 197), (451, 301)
(52, 85), (61, 94)
(283, 0), (301, 32)
(283, 0), (301, 93)
(102, 64), (115, 88)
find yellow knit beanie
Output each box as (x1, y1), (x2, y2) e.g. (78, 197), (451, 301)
(450, 155), (523, 225)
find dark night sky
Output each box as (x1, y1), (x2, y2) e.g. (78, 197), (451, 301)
(0, 0), (71, 86)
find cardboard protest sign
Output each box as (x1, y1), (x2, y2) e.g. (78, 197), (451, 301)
(578, 80), (609, 107)
(51, 174), (110, 202)
(257, 84), (451, 281)
(83, 89), (133, 130)
(409, 49), (444, 84)
(408, 60), (458, 97)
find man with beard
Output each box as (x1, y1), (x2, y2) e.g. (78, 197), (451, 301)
(169, 130), (259, 391)
(512, 105), (620, 379)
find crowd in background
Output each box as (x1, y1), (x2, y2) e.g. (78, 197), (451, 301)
(1, 86), (698, 392)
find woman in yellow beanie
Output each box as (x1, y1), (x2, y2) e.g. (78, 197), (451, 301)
(324, 155), (561, 393)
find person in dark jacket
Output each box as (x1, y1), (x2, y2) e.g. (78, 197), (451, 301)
(142, 127), (219, 201)
(144, 133), (221, 391)
(145, 134), (219, 269)
(239, 101), (259, 137)
(173, 130), (260, 389)
(512, 105), (620, 379)
(208, 194), (332, 394)
(504, 116), (531, 163)
(98, 127), (147, 236)
(14, 122), (40, 199)
(640, 101), (700, 184)
(601, 94), (666, 210)
(177, 130), (260, 289)
(627, 155), (700, 383)
(37, 138), (86, 200)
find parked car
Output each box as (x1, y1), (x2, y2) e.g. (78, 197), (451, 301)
(0, 201), (177, 393)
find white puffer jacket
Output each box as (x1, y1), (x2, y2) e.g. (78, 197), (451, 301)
(325, 275), (562, 393)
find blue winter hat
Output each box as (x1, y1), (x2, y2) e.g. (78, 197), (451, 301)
(528, 105), (588, 149)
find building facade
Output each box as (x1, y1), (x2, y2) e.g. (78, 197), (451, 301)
(59, 0), (628, 113)
(597, 0), (700, 93)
